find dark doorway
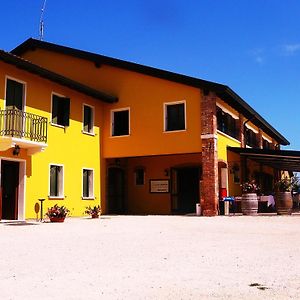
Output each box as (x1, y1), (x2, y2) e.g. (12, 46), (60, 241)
(107, 167), (125, 214)
(171, 167), (200, 214)
(0, 161), (19, 220)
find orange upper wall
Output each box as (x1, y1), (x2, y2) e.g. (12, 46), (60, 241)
(21, 49), (203, 158)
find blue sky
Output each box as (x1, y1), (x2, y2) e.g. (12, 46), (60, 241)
(2, 0), (300, 149)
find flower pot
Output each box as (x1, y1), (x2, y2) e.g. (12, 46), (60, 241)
(241, 193), (258, 215)
(275, 192), (293, 215)
(49, 216), (66, 223)
(91, 214), (99, 219)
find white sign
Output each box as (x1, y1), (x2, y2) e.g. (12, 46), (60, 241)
(150, 180), (169, 193)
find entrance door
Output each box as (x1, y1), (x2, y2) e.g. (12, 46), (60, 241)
(0, 161), (19, 220)
(172, 167), (200, 214)
(107, 167), (125, 214)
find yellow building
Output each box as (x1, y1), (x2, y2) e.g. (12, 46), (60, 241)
(0, 50), (116, 220)
(4, 38), (293, 218)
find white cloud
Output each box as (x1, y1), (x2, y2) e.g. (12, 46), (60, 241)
(282, 43), (300, 55)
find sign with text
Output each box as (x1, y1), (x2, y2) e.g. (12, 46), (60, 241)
(150, 179), (170, 193)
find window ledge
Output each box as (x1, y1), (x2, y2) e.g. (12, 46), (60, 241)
(50, 122), (66, 129)
(82, 130), (95, 136)
(48, 196), (65, 200)
(163, 129), (186, 133)
(217, 130), (241, 144)
(82, 197), (95, 200)
(110, 134), (130, 138)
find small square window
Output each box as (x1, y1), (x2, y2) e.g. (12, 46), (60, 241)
(52, 94), (70, 127)
(49, 165), (64, 197)
(83, 169), (94, 198)
(135, 168), (145, 185)
(83, 105), (94, 134)
(165, 102), (185, 131)
(112, 109), (129, 136)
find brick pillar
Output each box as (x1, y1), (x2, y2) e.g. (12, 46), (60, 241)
(201, 91), (218, 216)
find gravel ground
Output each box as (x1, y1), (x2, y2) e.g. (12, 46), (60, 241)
(0, 215), (300, 300)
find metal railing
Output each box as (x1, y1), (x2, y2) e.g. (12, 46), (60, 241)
(0, 109), (47, 143)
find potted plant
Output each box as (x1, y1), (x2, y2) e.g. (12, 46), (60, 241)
(85, 205), (101, 218)
(46, 204), (69, 222)
(241, 180), (259, 215)
(275, 176), (300, 215)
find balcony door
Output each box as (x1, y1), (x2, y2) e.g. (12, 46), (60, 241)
(6, 78), (24, 110)
(5, 78), (25, 137)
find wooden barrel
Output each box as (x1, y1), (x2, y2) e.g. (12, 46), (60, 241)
(241, 193), (258, 215)
(275, 192), (293, 215)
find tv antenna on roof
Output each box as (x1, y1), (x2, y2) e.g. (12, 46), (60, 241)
(39, 0), (47, 40)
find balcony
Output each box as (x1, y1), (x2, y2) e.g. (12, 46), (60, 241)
(0, 109), (48, 155)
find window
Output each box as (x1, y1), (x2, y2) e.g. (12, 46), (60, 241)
(49, 165), (64, 198)
(165, 102), (185, 131)
(82, 169), (94, 198)
(52, 94), (70, 127)
(83, 104), (94, 134)
(263, 138), (271, 149)
(217, 107), (238, 139)
(112, 109), (129, 136)
(135, 168), (145, 185)
(245, 128), (258, 148)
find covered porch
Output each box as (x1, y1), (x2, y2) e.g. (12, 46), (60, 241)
(224, 147), (300, 214)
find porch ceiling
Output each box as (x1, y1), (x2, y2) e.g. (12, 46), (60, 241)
(228, 147), (300, 172)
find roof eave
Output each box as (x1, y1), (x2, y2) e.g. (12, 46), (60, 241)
(1, 49), (117, 103)
(11, 38), (289, 145)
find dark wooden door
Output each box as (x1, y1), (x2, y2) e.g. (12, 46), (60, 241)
(0, 161), (19, 220)
(107, 167), (125, 214)
(175, 167), (200, 214)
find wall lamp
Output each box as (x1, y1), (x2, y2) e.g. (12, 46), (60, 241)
(13, 145), (20, 156)
(164, 168), (170, 176)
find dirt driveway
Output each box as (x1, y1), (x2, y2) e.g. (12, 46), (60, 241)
(0, 215), (299, 299)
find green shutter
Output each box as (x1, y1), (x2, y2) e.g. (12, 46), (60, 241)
(52, 95), (59, 124)
(6, 79), (23, 110)
(63, 98), (70, 127)
(84, 105), (92, 132)
(83, 169), (89, 197)
(50, 166), (58, 196)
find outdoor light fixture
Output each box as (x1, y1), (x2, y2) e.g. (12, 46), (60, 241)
(164, 169), (170, 176)
(13, 145), (20, 156)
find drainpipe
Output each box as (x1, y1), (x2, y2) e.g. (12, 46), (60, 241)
(240, 115), (255, 183)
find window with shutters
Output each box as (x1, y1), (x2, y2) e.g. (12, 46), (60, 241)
(82, 168), (94, 199)
(245, 128), (258, 148)
(49, 164), (64, 198)
(111, 108), (130, 136)
(263, 138), (271, 149)
(164, 101), (186, 132)
(83, 104), (94, 134)
(216, 107), (239, 139)
(51, 93), (70, 127)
